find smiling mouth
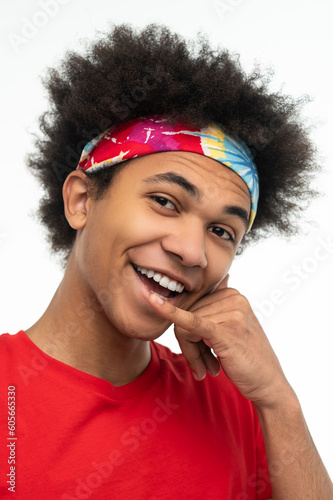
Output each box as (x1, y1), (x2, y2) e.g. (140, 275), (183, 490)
(132, 264), (185, 300)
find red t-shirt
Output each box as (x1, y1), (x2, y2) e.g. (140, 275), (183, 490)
(0, 331), (272, 499)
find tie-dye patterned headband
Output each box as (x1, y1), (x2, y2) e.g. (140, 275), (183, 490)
(77, 116), (259, 232)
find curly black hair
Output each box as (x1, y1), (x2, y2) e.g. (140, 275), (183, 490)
(27, 23), (319, 264)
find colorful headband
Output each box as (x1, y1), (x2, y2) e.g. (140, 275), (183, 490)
(77, 116), (259, 231)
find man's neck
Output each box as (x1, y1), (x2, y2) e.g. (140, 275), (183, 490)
(25, 259), (151, 386)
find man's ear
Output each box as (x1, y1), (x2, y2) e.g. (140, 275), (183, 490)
(63, 170), (91, 230)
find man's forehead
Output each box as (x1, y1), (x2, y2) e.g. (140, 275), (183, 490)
(131, 151), (251, 197)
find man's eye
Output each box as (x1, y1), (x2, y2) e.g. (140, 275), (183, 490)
(208, 227), (234, 241)
(152, 196), (176, 210)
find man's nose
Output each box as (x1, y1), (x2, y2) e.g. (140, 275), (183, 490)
(161, 220), (208, 268)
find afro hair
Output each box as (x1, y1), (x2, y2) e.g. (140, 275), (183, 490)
(27, 23), (319, 263)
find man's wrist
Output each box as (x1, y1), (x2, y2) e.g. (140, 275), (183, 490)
(253, 380), (301, 418)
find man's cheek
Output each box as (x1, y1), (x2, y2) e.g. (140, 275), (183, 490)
(186, 278), (227, 310)
(202, 279), (225, 296)
(206, 284), (220, 295)
(183, 290), (211, 311)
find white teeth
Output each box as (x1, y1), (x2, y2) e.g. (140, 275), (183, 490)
(153, 292), (169, 301)
(134, 265), (185, 293)
(168, 281), (177, 292)
(159, 276), (169, 288)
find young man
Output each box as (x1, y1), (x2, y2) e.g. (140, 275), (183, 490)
(1, 24), (332, 499)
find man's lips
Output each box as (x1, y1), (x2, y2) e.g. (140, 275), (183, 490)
(131, 264), (186, 301)
(131, 262), (193, 292)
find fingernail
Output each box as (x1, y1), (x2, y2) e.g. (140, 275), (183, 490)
(152, 294), (164, 305)
(192, 371), (206, 381)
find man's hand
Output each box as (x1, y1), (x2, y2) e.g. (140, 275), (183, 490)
(149, 279), (333, 498)
(148, 276), (293, 410)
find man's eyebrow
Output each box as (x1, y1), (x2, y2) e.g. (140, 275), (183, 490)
(142, 172), (202, 200)
(143, 171), (249, 229)
(223, 206), (249, 231)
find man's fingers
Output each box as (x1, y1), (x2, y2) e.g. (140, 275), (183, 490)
(198, 341), (221, 377)
(149, 293), (221, 381)
(175, 330), (221, 380)
(148, 293), (214, 337)
(175, 335), (208, 381)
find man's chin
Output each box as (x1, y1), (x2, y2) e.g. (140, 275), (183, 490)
(118, 321), (172, 343)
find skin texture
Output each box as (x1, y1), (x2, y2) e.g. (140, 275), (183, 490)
(26, 151), (250, 384)
(25, 150), (333, 498)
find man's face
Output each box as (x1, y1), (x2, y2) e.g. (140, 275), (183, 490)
(75, 151), (251, 340)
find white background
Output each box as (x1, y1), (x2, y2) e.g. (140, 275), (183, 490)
(1, 0), (332, 478)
